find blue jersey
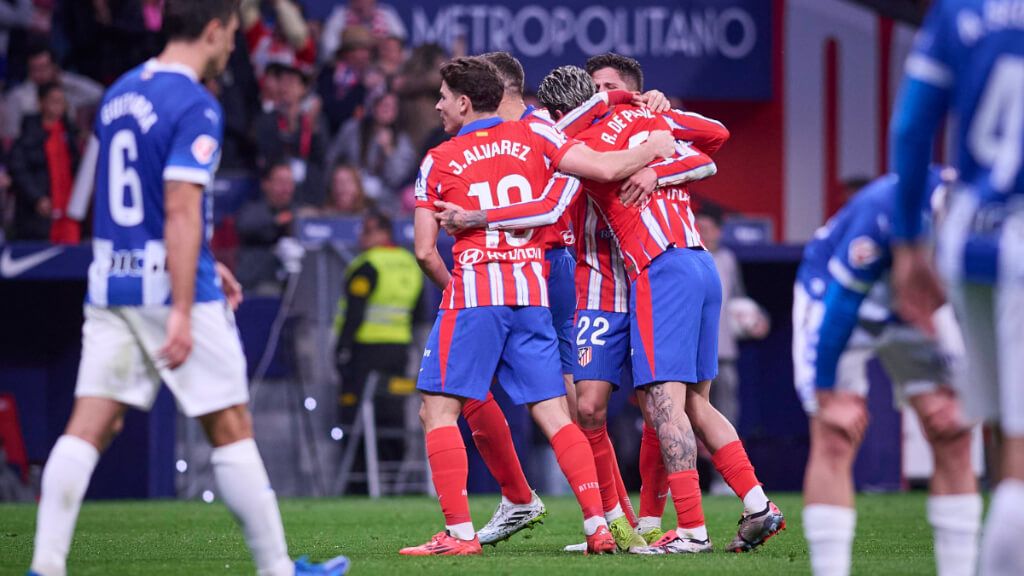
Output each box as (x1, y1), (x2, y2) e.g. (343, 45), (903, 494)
(87, 60), (224, 307)
(806, 170), (941, 389)
(892, 0), (1024, 241)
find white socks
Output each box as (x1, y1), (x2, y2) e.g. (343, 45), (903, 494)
(637, 516), (662, 535)
(677, 524), (708, 541)
(743, 485), (770, 515)
(446, 522), (476, 541)
(211, 439), (293, 576)
(583, 515), (608, 536)
(928, 493), (982, 576)
(605, 503), (626, 523)
(30, 435), (99, 576)
(980, 479), (1024, 576)
(804, 504), (856, 576)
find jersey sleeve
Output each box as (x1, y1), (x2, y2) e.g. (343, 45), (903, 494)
(660, 109), (730, 155)
(814, 280), (867, 390)
(486, 173), (582, 230)
(164, 97), (224, 187)
(648, 141), (718, 187)
(891, 1), (954, 241)
(826, 207), (892, 295)
(554, 90), (632, 137)
(527, 121), (580, 167)
(414, 151), (442, 211)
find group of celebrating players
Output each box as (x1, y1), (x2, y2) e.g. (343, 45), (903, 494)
(21, 0), (1024, 575)
(402, 52), (783, 557)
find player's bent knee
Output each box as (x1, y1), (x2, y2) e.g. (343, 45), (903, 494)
(199, 404), (254, 448)
(812, 423), (858, 466)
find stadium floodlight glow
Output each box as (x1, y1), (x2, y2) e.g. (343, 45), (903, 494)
(304, 397), (317, 411)
(330, 427), (344, 441)
(175, 459), (188, 473)
(202, 490), (215, 503)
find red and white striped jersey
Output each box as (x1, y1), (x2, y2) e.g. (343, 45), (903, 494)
(521, 106), (576, 250)
(415, 116), (580, 309)
(484, 102), (725, 282)
(572, 195), (629, 312)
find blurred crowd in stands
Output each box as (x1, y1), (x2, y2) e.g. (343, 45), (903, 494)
(0, 0), (455, 275)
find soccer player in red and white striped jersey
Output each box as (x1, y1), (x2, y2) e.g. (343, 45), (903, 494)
(404, 56), (675, 556)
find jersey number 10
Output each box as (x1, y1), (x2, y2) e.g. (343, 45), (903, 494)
(468, 174), (534, 248)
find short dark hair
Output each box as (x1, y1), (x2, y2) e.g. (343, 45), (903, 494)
(585, 53), (643, 92)
(261, 158), (292, 181)
(27, 40), (53, 63)
(162, 0), (240, 42)
(481, 52), (525, 97)
(538, 66), (595, 117)
(698, 202), (725, 226)
(37, 82), (63, 103)
(363, 211), (393, 240)
(440, 57), (503, 113)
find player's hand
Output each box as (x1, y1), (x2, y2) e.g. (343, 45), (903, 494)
(434, 201), (486, 233)
(37, 197), (52, 217)
(892, 243), (945, 335)
(817, 391), (869, 445)
(619, 167), (657, 207)
(647, 130), (676, 159)
(216, 261), (244, 311)
(640, 90), (671, 113)
(158, 308), (193, 370)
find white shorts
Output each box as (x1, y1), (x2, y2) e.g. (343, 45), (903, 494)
(75, 302), (249, 418)
(792, 283), (871, 415)
(938, 192), (1024, 436)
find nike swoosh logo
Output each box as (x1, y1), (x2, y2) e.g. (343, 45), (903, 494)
(0, 246), (64, 278)
(657, 492), (670, 500)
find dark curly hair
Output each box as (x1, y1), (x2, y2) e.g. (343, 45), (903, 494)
(585, 53), (643, 92)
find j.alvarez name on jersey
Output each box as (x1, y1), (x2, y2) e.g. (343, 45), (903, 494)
(448, 139), (533, 175)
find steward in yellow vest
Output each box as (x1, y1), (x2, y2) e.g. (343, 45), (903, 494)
(335, 213), (424, 386)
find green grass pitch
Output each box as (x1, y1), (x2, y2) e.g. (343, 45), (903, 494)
(0, 492), (942, 575)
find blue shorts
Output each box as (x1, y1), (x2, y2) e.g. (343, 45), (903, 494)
(572, 310), (630, 388)
(631, 248), (721, 387)
(547, 247), (577, 374)
(417, 306), (566, 405)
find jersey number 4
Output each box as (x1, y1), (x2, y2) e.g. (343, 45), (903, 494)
(109, 129), (144, 226)
(969, 55), (1024, 193)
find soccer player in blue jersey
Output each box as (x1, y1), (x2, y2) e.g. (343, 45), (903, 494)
(891, 2), (1024, 574)
(26, 2), (348, 575)
(795, 169), (980, 576)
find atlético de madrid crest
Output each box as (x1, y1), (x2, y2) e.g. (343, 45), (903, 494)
(578, 346), (592, 368)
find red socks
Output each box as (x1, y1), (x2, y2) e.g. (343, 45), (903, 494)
(639, 423), (668, 519)
(667, 470), (704, 529)
(607, 435), (639, 527)
(550, 424), (604, 521)
(462, 392), (533, 504)
(711, 440), (760, 500)
(580, 424), (620, 514)
(425, 426), (471, 526)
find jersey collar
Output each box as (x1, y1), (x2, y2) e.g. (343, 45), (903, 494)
(144, 58), (199, 83)
(520, 105), (537, 120)
(457, 116), (503, 137)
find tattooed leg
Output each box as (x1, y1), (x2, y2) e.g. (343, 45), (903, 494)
(644, 381), (698, 473)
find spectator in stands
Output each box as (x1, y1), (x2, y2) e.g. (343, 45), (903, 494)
(256, 58), (329, 207)
(0, 1), (33, 82)
(375, 33), (404, 79)
(3, 44), (104, 140)
(394, 43), (446, 153)
(316, 25), (374, 135)
(319, 163), (372, 216)
(211, 28), (261, 173)
(320, 0), (405, 62)
(327, 91), (415, 203)
(235, 161), (299, 293)
(62, 0), (163, 86)
(333, 211), (422, 389)
(695, 203), (768, 493)
(9, 82), (82, 243)
(243, 0), (316, 82)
